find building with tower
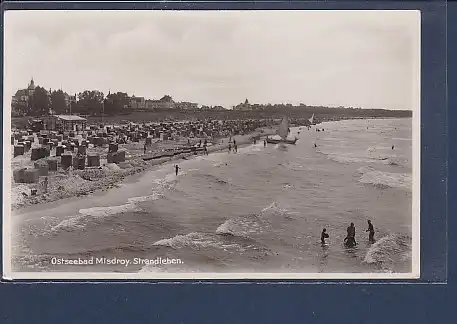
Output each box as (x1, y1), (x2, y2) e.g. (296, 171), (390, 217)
(233, 98), (252, 111)
(11, 78), (42, 116)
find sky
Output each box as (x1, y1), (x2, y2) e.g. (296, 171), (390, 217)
(4, 10), (420, 110)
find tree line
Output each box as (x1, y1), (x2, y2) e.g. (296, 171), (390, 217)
(12, 87), (131, 117)
(12, 86), (412, 119)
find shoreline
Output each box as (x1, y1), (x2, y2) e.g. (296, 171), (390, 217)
(10, 116), (409, 213)
(11, 126), (277, 212)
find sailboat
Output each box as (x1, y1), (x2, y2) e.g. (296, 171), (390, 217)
(308, 113), (314, 125)
(266, 116), (298, 145)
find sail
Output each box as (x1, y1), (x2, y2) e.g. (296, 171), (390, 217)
(308, 113), (314, 124)
(278, 116), (289, 140)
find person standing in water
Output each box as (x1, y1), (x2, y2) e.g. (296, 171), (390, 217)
(366, 220), (375, 242)
(321, 228), (329, 244)
(344, 222), (357, 246)
(174, 165), (181, 176)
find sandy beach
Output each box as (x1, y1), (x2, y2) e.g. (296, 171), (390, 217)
(11, 125), (277, 211)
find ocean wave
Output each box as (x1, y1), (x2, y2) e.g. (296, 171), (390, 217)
(127, 192), (163, 203)
(261, 201), (288, 217)
(79, 203), (142, 218)
(319, 147), (404, 167)
(216, 216), (262, 238)
(325, 154), (376, 165)
(216, 202), (288, 238)
(51, 203), (142, 233)
(363, 233), (412, 267)
(358, 169), (412, 190)
(51, 215), (87, 232)
(153, 232), (243, 251)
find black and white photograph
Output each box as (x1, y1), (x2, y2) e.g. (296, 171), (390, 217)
(3, 10), (420, 279)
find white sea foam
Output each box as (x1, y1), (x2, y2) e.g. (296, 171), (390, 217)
(326, 154), (375, 164)
(127, 193), (163, 203)
(79, 203), (141, 217)
(216, 215), (264, 238)
(363, 234), (412, 265)
(153, 232), (241, 251)
(51, 203), (142, 232)
(261, 201), (288, 217)
(359, 169), (412, 190)
(51, 215), (87, 232)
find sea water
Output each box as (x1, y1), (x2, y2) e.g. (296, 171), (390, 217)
(13, 118), (413, 274)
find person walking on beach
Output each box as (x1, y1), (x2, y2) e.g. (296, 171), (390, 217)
(392, 145), (395, 150)
(233, 139), (236, 146)
(43, 176), (48, 194)
(174, 165), (181, 176)
(344, 222), (357, 246)
(264, 139), (266, 147)
(253, 138), (257, 145)
(321, 228), (329, 244)
(366, 220), (375, 242)
(228, 143), (232, 153)
(143, 144), (146, 154)
(234, 144), (238, 153)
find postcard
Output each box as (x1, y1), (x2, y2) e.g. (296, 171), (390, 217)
(3, 9), (420, 280)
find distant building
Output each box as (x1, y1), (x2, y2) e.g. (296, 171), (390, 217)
(11, 78), (37, 115)
(48, 114), (87, 131)
(11, 78), (53, 116)
(233, 98), (252, 111)
(200, 105), (226, 111)
(144, 95), (176, 110)
(145, 99), (156, 110)
(129, 95), (146, 109)
(175, 102), (199, 110)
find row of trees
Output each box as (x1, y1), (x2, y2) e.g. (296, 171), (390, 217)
(12, 87), (131, 117)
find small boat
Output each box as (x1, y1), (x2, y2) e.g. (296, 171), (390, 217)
(266, 116), (298, 145)
(266, 137), (298, 145)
